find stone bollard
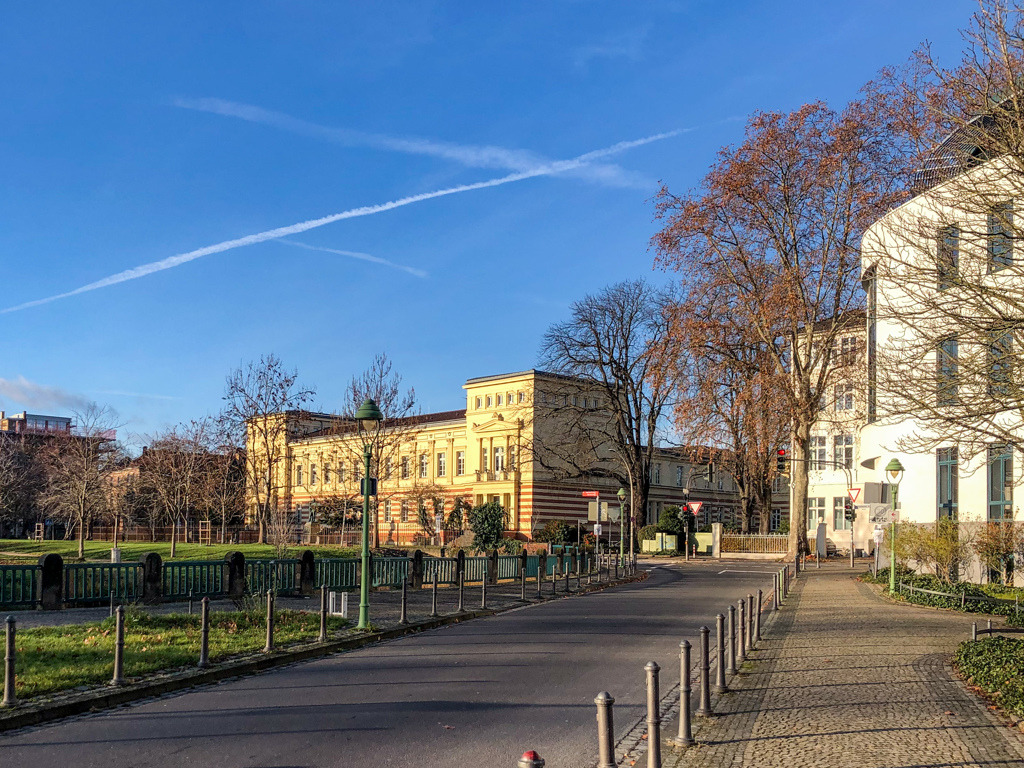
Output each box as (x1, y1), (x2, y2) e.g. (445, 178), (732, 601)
(458, 570), (465, 613)
(264, 590), (275, 653)
(199, 597), (211, 667)
(518, 750), (546, 768)
(674, 639), (694, 747)
(139, 552), (163, 605)
(726, 605), (737, 675)
(37, 553), (64, 610)
(224, 551), (245, 598)
(431, 569), (439, 618)
(697, 625), (712, 715)
(520, 566), (527, 602)
(399, 578), (409, 625)
(112, 605), (125, 686)
(412, 550), (425, 590)
(299, 550), (315, 596)
(715, 614), (728, 693)
(755, 589), (763, 642)
(595, 692), (616, 768)
(319, 586), (329, 640)
(481, 575), (488, 610)
(972, 622), (978, 641)
(3, 616), (15, 707)
(645, 661), (662, 768)
(737, 599), (746, 665)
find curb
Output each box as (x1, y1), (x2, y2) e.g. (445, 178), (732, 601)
(0, 570), (646, 733)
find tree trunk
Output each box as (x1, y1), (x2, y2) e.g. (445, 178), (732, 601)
(739, 489), (751, 534)
(77, 515), (85, 559)
(170, 519), (177, 558)
(789, 419), (812, 556)
(258, 515), (266, 545)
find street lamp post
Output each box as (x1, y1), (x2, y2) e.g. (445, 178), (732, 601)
(617, 488), (626, 570)
(885, 458), (905, 596)
(355, 398), (384, 630)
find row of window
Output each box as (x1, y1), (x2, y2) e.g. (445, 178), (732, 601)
(294, 445), (524, 487)
(474, 391), (527, 410)
(808, 496), (855, 531)
(936, 328), (1015, 406)
(936, 202), (1014, 290)
(809, 435), (854, 471)
(936, 445), (1013, 521)
(649, 463), (721, 489)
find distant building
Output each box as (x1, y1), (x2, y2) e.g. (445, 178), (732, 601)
(0, 411), (72, 436)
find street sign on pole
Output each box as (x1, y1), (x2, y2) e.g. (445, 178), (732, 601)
(588, 501), (609, 521)
(848, 488), (861, 504)
(608, 505), (621, 522)
(687, 501), (703, 515)
(582, 491), (600, 498)
(594, 523), (603, 536)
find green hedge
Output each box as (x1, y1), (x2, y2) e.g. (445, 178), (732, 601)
(956, 637), (1024, 718)
(863, 568), (1024, 625)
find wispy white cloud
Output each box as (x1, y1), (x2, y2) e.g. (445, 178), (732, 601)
(0, 376), (90, 412)
(280, 240), (428, 278)
(173, 97), (652, 190)
(1, 130), (682, 314)
(573, 26), (651, 69)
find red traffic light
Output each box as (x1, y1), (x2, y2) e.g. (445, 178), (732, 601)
(777, 449), (787, 457)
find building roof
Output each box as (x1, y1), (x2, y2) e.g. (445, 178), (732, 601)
(463, 368), (583, 386)
(298, 409), (468, 441)
(910, 112), (996, 195)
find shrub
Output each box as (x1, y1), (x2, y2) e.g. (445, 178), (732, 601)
(657, 506), (685, 536)
(499, 538), (523, 555)
(955, 637), (1024, 718)
(466, 501), (508, 552)
(534, 520), (570, 544)
(638, 525), (658, 541)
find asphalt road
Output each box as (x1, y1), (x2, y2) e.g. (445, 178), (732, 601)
(0, 561), (778, 768)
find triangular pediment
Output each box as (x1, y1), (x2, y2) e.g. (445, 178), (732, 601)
(471, 415), (521, 433)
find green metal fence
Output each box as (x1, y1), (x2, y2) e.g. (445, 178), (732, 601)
(246, 559), (300, 595)
(424, 557), (459, 584)
(316, 558), (360, 590)
(163, 560), (225, 600)
(0, 565), (38, 608)
(497, 555), (520, 580)
(525, 555), (540, 578)
(64, 563), (143, 605)
(372, 557), (409, 587)
(463, 556), (488, 582)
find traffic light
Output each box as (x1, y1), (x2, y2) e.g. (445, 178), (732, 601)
(776, 448), (789, 477)
(844, 500), (856, 523)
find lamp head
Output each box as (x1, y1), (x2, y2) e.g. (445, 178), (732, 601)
(354, 399), (384, 435)
(885, 457), (905, 485)
(617, 487), (626, 502)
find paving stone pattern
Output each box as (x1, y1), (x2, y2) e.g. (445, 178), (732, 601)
(664, 565), (1024, 768)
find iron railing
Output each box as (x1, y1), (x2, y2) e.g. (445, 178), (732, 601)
(0, 565), (38, 607)
(163, 560), (225, 600)
(316, 558), (360, 590)
(246, 559), (300, 595)
(721, 534), (789, 554)
(64, 563), (143, 605)
(372, 557), (409, 587)
(424, 557), (459, 585)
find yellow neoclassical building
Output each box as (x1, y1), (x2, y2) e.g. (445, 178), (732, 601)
(252, 369), (759, 545)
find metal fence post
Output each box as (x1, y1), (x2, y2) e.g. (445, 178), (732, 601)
(673, 639), (693, 747)
(715, 614), (727, 693)
(746, 594), (755, 653)
(773, 573), (779, 611)
(726, 605), (737, 675)
(199, 597), (211, 667)
(521, 567), (527, 602)
(737, 599), (746, 665)
(112, 605), (125, 686)
(697, 625), (713, 715)
(400, 578), (409, 625)
(645, 662), (662, 768)
(595, 691), (616, 768)
(3, 617), (15, 707)
(971, 622), (978, 641)
(988, 619), (993, 635)
(264, 590), (275, 653)
(459, 570), (466, 612)
(188, 588), (194, 616)
(431, 568), (439, 618)
(755, 589), (763, 642)
(551, 564), (557, 596)
(481, 574), (487, 610)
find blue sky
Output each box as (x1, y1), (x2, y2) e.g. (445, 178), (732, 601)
(0, 1), (972, 443)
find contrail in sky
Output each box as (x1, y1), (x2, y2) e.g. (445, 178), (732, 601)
(280, 240), (428, 278)
(1, 130), (682, 314)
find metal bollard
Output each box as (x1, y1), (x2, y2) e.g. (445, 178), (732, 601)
(431, 569), (439, 618)
(737, 599), (746, 665)
(518, 750), (546, 768)
(773, 573), (779, 611)
(714, 614), (727, 693)
(645, 661), (662, 768)
(537, 564), (543, 599)
(577, 554), (583, 588)
(988, 619), (993, 635)
(188, 588), (194, 616)
(319, 586), (329, 641)
(551, 564), (557, 596)
(971, 622), (978, 641)
(264, 590), (275, 653)
(755, 589), (763, 642)
(199, 597), (211, 667)
(3, 616), (15, 707)
(595, 691), (616, 768)
(109, 589), (115, 618)
(697, 625), (712, 715)
(481, 576), (487, 610)
(521, 567), (527, 601)
(746, 594), (755, 653)
(674, 640), (694, 747)
(566, 561), (571, 592)
(458, 571), (466, 612)
(399, 578), (409, 625)
(726, 605), (737, 675)
(112, 605), (125, 686)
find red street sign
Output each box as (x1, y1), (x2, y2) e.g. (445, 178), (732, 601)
(687, 501), (703, 514)
(848, 488), (861, 504)
(581, 491), (600, 498)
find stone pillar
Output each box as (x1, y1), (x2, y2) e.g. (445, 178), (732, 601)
(456, 549), (466, 582)
(411, 549), (424, 590)
(557, 551), (566, 577)
(299, 550), (315, 596)
(225, 551), (245, 597)
(538, 550), (548, 580)
(139, 552), (163, 604)
(37, 553), (63, 610)
(487, 550), (498, 585)
(711, 523), (723, 559)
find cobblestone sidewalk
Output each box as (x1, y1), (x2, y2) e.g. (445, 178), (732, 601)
(663, 565), (1024, 768)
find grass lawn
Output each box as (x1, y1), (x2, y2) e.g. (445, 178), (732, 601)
(0, 540), (365, 563)
(10, 607), (349, 699)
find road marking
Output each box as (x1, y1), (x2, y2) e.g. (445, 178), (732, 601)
(717, 569), (779, 575)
